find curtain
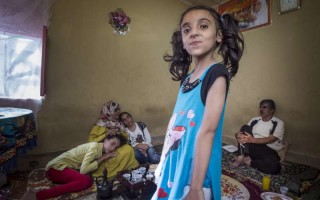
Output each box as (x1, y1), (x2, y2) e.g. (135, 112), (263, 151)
(0, 0), (55, 115)
(0, 0), (54, 38)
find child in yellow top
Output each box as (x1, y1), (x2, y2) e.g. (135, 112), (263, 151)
(36, 133), (126, 200)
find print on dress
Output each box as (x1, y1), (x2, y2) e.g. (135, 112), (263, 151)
(164, 109), (196, 157)
(158, 187), (168, 198)
(168, 126), (186, 153)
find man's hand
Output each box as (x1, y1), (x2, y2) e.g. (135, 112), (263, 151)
(237, 132), (254, 144)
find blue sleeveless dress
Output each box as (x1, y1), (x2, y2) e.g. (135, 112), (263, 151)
(152, 64), (227, 200)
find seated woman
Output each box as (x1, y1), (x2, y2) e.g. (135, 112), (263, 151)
(88, 100), (139, 178)
(35, 133), (126, 200)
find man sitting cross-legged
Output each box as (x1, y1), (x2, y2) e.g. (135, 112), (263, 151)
(231, 99), (285, 174)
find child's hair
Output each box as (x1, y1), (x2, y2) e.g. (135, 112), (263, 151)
(105, 132), (127, 146)
(164, 5), (244, 81)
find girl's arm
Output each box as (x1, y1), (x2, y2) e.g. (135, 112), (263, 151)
(80, 147), (115, 174)
(80, 149), (100, 174)
(96, 152), (116, 164)
(186, 76), (227, 199)
(142, 127), (152, 146)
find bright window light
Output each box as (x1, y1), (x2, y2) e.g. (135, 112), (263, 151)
(0, 32), (42, 99)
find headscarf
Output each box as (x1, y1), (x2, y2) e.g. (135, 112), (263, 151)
(96, 100), (125, 131)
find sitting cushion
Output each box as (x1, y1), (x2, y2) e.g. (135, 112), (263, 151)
(27, 168), (96, 200)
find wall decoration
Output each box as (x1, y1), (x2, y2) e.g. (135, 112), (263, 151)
(278, 0), (301, 15)
(108, 8), (131, 35)
(219, 0), (271, 32)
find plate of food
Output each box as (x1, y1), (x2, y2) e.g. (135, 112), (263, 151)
(261, 192), (293, 200)
(221, 175), (250, 200)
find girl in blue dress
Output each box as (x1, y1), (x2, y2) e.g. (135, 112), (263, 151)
(152, 5), (244, 200)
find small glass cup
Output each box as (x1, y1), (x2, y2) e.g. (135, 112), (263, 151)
(146, 174), (154, 181)
(280, 186), (288, 195)
(123, 173), (131, 181)
(262, 175), (271, 191)
(132, 174), (142, 182)
(138, 167), (146, 174)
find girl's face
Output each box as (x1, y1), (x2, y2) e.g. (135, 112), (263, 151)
(181, 9), (222, 58)
(103, 137), (120, 153)
(120, 113), (134, 127)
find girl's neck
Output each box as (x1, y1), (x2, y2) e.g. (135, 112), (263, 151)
(190, 56), (216, 82)
(128, 122), (136, 132)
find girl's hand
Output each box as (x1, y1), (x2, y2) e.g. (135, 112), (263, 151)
(105, 152), (116, 158)
(97, 152), (116, 164)
(185, 188), (204, 200)
(137, 148), (148, 157)
(135, 143), (149, 150)
(101, 152), (116, 160)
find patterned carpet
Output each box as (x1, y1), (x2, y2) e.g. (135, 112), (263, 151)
(4, 147), (319, 200)
(221, 148), (315, 199)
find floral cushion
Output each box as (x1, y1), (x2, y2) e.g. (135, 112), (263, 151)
(27, 168), (96, 200)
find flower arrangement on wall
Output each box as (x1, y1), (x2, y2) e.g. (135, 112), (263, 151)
(108, 8), (131, 35)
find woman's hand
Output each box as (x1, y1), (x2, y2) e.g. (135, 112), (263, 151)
(185, 188), (204, 200)
(107, 128), (118, 135)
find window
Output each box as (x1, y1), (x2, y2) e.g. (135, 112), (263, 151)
(0, 31), (43, 99)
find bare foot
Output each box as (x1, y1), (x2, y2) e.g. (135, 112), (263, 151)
(243, 156), (251, 166)
(231, 155), (244, 168)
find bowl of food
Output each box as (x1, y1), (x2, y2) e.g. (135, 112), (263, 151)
(261, 192), (293, 200)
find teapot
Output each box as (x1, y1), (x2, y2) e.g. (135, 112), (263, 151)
(96, 168), (113, 200)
